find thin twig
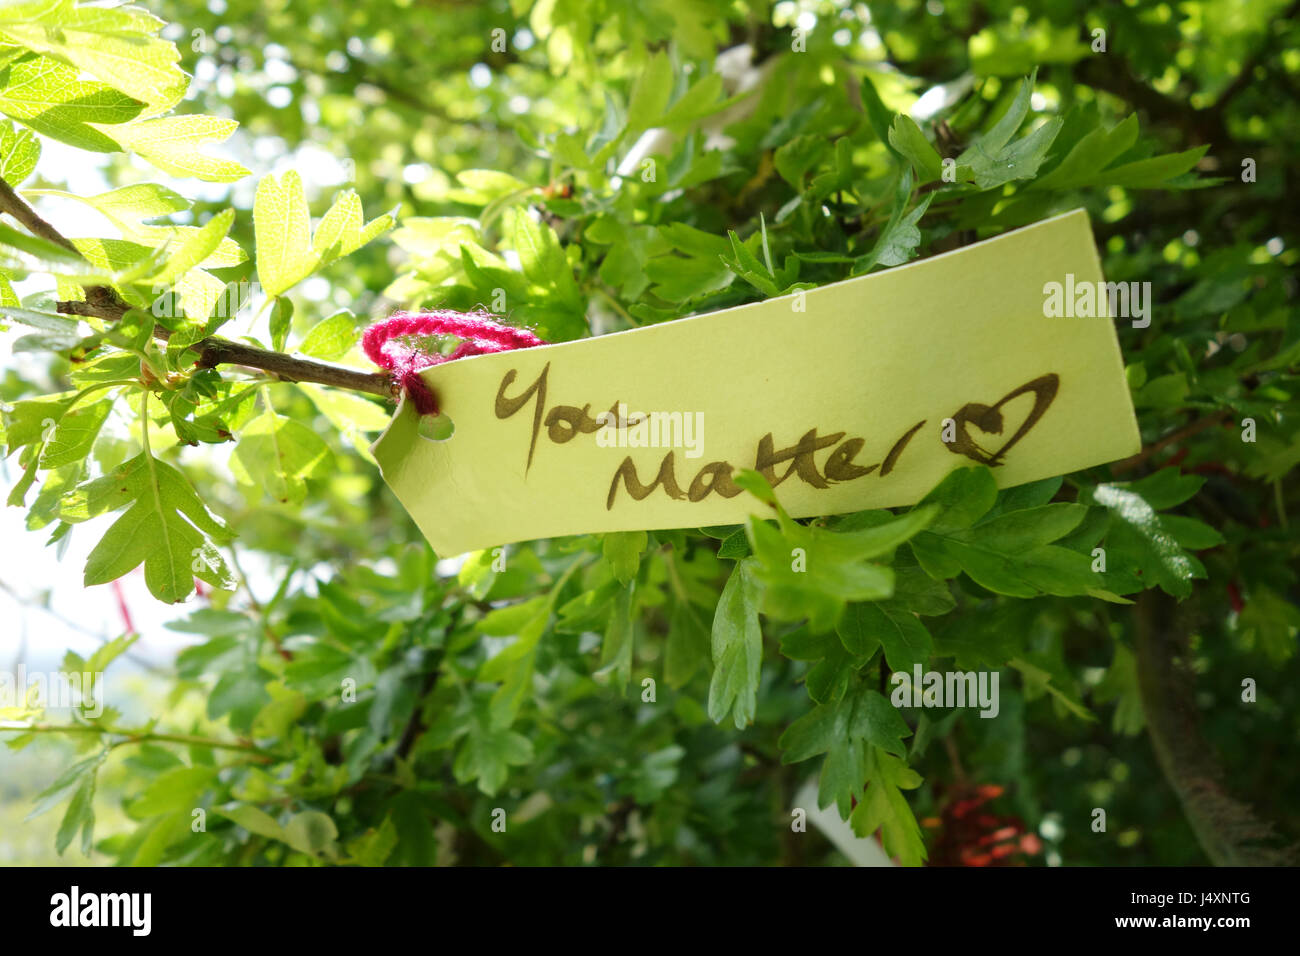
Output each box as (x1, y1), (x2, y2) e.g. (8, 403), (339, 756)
(0, 176), (395, 398)
(2, 723), (286, 761)
(1111, 411), (1232, 475)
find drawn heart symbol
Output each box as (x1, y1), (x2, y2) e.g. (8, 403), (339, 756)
(946, 373), (1060, 466)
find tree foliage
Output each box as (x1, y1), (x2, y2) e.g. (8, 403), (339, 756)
(0, 0), (1297, 866)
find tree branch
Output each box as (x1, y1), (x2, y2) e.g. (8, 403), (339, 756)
(1075, 3), (1300, 148)
(194, 339), (392, 396)
(1135, 590), (1298, 865)
(0, 176), (395, 399)
(0, 177), (75, 249)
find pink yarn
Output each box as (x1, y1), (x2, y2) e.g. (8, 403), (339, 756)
(363, 310), (546, 415)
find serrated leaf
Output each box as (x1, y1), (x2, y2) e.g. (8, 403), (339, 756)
(0, 52), (143, 152)
(453, 719), (534, 795)
(888, 115), (943, 182)
(0, 117), (38, 183)
(82, 450), (235, 602)
(855, 168), (933, 273)
(0, 2), (187, 113)
(310, 189), (394, 266)
(254, 170), (312, 296)
(230, 408), (331, 504)
(708, 558), (762, 729)
(602, 530), (646, 585)
(849, 745), (926, 866)
(101, 115), (249, 183)
(39, 395), (112, 469)
(298, 311), (357, 360)
(255, 175), (392, 296)
(1084, 480), (1208, 598)
(149, 208), (234, 283)
(510, 206), (580, 306)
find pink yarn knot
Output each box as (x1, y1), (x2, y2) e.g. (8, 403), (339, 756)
(363, 310), (546, 416)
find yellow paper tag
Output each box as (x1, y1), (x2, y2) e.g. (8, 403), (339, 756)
(372, 209), (1139, 556)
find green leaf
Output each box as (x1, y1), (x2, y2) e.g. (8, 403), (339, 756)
(100, 115), (250, 182)
(299, 383), (391, 434)
(510, 206), (580, 306)
(1093, 146), (1209, 188)
(217, 804), (287, 842)
(742, 481), (932, 631)
(888, 114), (943, 183)
(298, 310), (358, 360)
(127, 765), (216, 817)
(602, 530), (647, 585)
(964, 116), (1063, 190)
(962, 502), (1088, 551)
(708, 558), (762, 729)
(230, 408), (332, 504)
(346, 816), (399, 866)
(915, 466), (998, 534)
(453, 718), (534, 795)
(149, 208), (235, 283)
(1237, 588), (1300, 663)
(1031, 114), (1139, 191)
(55, 773), (96, 856)
(283, 810), (339, 859)
(0, 52), (143, 152)
(1083, 469), (1214, 598)
(1093, 643), (1145, 734)
(979, 71), (1036, 152)
(780, 684), (910, 783)
(849, 745), (926, 866)
(254, 170), (313, 296)
(660, 73), (730, 129)
(838, 601), (933, 673)
(0, 117), (39, 184)
(722, 229), (780, 296)
(310, 189), (395, 267)
(269, 296), (293, 351)
(0, 2), (188, 113)
(0, 221), (115, 279)
(774, 134), (829, 188)
(627, 50), (672, 132)
(859, 73), (903, 162)
(479, 593), (550, 727)
(83, 451), (236, 602)
(953, 71), (1062, 189)
(1010, 657), (1094, 721)
(665, 593), (710, 688)
(252, 682), (307, 739)
(27, 750), (105, 821)
(855, 168), (933, 273)
(597, 581), (635, 691)
(39, 396), (112, 469)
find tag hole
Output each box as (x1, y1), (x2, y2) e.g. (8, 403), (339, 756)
(417, 412), (456, 442)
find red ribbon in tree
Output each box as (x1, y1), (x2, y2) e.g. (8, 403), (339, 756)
(363, 310), (545, 416)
